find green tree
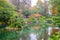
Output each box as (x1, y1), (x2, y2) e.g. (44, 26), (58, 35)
(0, 0), (16, 28)
(0, 0), (23, 40)
(49, 0), (60, 27)
(48, 32), (60, 40)
(0, 0), (24, 29)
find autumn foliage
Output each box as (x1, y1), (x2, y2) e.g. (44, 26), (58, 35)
(29, 13), (41, 18)
(52, 6), (58, 14)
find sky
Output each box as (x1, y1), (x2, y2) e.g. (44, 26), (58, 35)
(31, 0), (49, 7)
(31, 0), (38, 6)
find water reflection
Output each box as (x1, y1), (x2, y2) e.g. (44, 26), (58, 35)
(29, 33), (38, 40)
(19, 33), (38, 40)
(19, 27), (52, 40)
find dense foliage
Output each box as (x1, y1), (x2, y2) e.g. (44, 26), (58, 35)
(0, 0), (24, 28)
(0, 0), (60, 40)
(49, 0), (60, 27)
(0, 0), (23, 40)
(0, 0), (16, 28)
(0, 30), (20, 40)
(48, 32), (60, 40)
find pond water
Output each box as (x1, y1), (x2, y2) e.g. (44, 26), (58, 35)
(19, 33), (38, 40)
(29, 33), (38, 40)
(19, 27), (52, 40)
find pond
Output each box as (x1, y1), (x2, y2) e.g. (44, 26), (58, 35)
(19, 27), (52, 40)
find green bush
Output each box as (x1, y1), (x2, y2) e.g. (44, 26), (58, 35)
(0, 30), (20, 40)
(48, 32), (60, 40)
(0, 0), (16, 28)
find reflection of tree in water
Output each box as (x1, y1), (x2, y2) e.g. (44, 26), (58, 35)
(19, 33), (38, 40)
(29, 33), (38, 40)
